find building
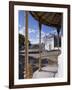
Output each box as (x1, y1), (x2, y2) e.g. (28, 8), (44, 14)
(43, 34), (61, 50)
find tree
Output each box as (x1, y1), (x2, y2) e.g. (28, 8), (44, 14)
(19, 34), (31, 49)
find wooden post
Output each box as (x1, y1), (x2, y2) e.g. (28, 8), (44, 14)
(24, 11), (29, 79)
(39, 22), (42, 71)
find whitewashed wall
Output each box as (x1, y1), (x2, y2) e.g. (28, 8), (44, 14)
(45, 37), (54, 50)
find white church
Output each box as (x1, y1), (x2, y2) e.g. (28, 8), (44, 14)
(43, 34), (61, 50)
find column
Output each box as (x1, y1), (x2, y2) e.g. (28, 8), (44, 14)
(39, 22), (42, 71)
(25, 11), (29, 78)
(57, 28), (60, 49)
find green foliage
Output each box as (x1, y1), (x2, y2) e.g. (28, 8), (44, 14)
(19, 34), (31, 49)
(19, 34), (25, 49)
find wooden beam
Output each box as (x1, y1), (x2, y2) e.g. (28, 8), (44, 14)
(25, 11), (29, 79)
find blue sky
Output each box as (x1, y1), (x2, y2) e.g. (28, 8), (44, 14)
(18, 10), (59, 44)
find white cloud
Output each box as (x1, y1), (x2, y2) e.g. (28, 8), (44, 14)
(19, 26), (55, 44)
(29, 28), (36, 33)
(19, 27), (25, 36)
(41, 31), (45, 38)
(19, 26), (39, 44)
(19, 26), (37, 35)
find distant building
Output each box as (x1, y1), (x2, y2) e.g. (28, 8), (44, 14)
(43, 35), (61, 50)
